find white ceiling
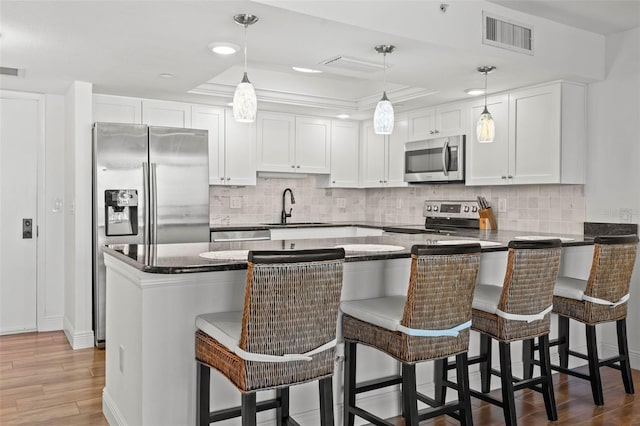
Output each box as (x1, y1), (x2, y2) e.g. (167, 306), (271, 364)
(1, 0), (638, 119)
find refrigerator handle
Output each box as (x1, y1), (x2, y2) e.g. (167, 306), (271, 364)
(150, 163), (158, 245)
(143, 162), (150, 245)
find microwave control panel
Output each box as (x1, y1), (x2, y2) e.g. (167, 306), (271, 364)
(423, 200), (479, 219)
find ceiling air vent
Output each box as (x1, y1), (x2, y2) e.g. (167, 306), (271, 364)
(319, 55), (386, 74)
(0, 67), (22, 77)
(483, 12), (534, 55)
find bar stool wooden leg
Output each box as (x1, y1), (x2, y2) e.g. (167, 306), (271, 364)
(455, 353), (473, 426)
(197, 363), (211, 426)
(558, 316), (570, 369)
(402, 363), (419, 426)
(433, 358), (447, 405)
(319, 377), (334, 426)
(586, 325), (605, 406)
(480, 333), (492, 393)
(617, 319), (635, 395)
(522, 338), (535, 380)
(241, 393), (257, 426)
(538, 335), (558, 421)
(343, 341), (356, 426)
(498, 342), (517, 426)
(276, 388), (290, 426)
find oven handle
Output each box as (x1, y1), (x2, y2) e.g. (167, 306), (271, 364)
(442, 138), (450, 176)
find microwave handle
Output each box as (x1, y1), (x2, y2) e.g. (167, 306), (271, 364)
(442, 138), (450, 176)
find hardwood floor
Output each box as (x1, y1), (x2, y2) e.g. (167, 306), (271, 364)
(1, 331), (638, 425)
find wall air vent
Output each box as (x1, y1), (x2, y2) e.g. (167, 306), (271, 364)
(0, 67), (22, 77)
(483, 12), (534, 55)
(319, 55), (386, 74)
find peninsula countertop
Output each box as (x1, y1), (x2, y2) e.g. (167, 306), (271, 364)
(103, 227), (594, 274)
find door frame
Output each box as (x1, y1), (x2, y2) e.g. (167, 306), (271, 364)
(0, 90), (46, 333)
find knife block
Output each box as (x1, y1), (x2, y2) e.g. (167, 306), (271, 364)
(479, 207), (497, 230)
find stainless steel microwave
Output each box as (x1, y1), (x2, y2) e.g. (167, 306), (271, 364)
(404, 135), (465, 183)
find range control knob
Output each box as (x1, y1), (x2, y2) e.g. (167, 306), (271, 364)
(433, 205), (439, 212)
(472, 206), (478, 213)
(463, 206), (470, 213)
(426, 205), (432, 212)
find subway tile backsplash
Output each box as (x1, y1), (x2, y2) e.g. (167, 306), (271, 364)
(210, 177), (584, 235)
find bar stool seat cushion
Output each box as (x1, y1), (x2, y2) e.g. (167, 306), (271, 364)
(471, 284), (503, 314)
(554, 277), (587, 301)
(196, 311), (242, 353)
(340, 296), (406, 332)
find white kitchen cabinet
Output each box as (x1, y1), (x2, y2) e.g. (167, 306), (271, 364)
(466, 81), (585, 186)
(317, 120), (359, 188)
(407, 102), (467, 141)
(192, 106), (256, 186)
(223, 111), (257, 186)
(256, 112), (330, 174)
(142, 99), (191, 128)
(93, 94), (142, 124)
(465, 94), (510, 185)
(360, 117), (408, 188)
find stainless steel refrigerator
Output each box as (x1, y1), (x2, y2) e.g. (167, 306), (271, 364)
(92, 122), (210, 345)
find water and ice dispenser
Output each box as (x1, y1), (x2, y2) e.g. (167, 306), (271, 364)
(105, 189), (138, 236)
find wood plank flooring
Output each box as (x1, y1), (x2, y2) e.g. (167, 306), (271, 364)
(1, 331), (638, 425)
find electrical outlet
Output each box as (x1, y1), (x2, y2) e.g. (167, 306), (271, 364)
(230, 196), (242, 209)
(620, 208), (632, 223)
(336, 198), (346, 209)
(498, 198), (507, 213)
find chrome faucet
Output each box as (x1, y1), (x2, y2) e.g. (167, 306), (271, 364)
(281, 188), (296, 225)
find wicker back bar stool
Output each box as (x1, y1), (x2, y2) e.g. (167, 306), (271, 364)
(523, 234), (638, 406)
(452, 239), (562, 426)
(341, 243), (482, 426)
(195, 248), (345, 426)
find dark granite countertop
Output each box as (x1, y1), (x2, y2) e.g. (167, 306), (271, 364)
(104, 227), (594, 275)
(210, 221), (395, 231)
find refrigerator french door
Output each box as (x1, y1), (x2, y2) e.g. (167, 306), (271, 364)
(92, 123), (209, 345)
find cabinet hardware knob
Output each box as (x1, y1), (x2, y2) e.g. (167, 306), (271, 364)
(508, 175), (513, 179)
(296, 165), (300, 168)
(291, 165), (295, 168)
(227, 177), (231, 181)
(434, 130), (439, 134)
(332, 180), (336, 184)
(220, 177), (224, 181)
(501, 176), (507, 179)
(379, 180), (383, 183)
(429, 130), (434, 134)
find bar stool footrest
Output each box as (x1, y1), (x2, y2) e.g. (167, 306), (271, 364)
(209, 398), (280, 423)
(355, 375), (402, 394)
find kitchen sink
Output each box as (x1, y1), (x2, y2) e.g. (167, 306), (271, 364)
(262, 222), (328, 226)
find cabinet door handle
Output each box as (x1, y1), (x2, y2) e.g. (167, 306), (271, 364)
(434, 129), (439, 134)
(220, 177), (224, 181)
(429, 130), (434, 134)
(296, 165), (300, 168)
(501, 176), (507, 179)
(227, 177), (231, 181)
(508, 175), (513, 179)
(332, 180), (336, 184)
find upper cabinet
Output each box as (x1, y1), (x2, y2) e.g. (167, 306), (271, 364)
(93, 94), (142, 124)
(257, 112), (331, 174)
(317, 120), (360, 188)
(191, 106), (256, 186)
(407, 102), (467, 141)
(466, 81), (586, 186)
(360, 116), (408, 188)
(141, 99), (192, 128)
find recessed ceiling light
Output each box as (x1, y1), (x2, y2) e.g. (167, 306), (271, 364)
(465, 88), (485, 96)
(159, 73), (174, 78)
(208, 42), (240, 55)
(292, 66), (322, 74)
(336, 114), (350, 119)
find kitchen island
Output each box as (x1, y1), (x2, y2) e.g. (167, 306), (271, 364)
(102, 231), (595, 426)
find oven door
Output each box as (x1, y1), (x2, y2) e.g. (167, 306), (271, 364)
(404, 136), (464, 183)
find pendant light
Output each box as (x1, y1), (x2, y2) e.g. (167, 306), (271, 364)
(476, 65), (496, 143)
(232, 14), (259, 123)
(373, 45), (395, 135)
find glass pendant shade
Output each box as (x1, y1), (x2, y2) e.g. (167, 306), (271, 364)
(476, 106), (495, 143)
(233, 72), (257, 122)
(374, 92), (394, 135)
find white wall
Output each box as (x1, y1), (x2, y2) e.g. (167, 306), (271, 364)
(63, 81), (95, 349)
(585, 27), (640, 367)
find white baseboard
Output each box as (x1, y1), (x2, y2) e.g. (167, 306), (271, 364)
(63, 317), (95, 349)
(38, 315), (63, 332)
(103, 388), (126, 426)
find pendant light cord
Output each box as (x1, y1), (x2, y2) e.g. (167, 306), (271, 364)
(483, 70), (488, 109)
(243, 24), (248, 73)
(383, 51), (387, 93)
